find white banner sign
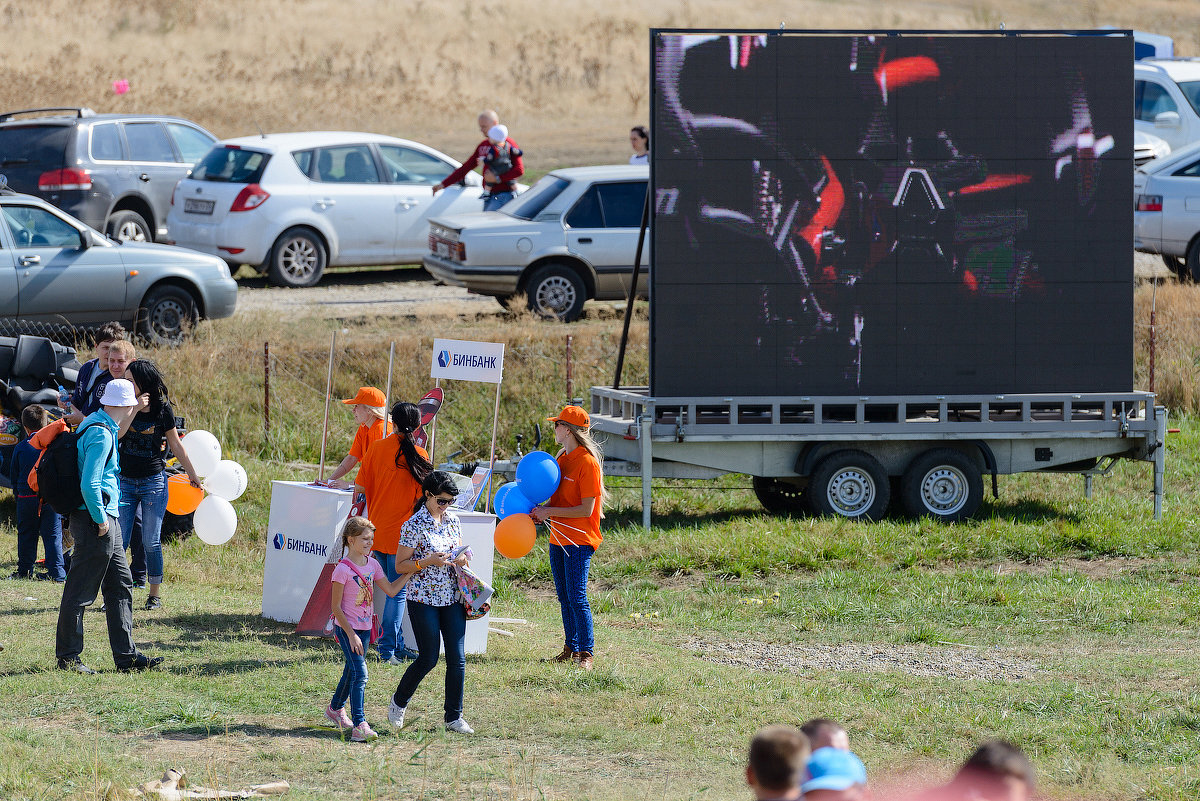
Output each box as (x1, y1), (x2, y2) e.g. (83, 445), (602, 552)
(430, 338), (505, 383)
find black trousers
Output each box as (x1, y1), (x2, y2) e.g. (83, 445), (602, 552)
(55, 511), (137, 668)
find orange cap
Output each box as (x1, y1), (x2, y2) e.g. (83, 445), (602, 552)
(547, 405), (590, 428)
(342, 387), (386, 407)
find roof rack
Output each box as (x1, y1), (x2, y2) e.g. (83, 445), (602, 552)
(0, 107), (96, 123)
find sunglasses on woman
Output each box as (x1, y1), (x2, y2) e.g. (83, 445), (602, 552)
(432, 496), (456, 506)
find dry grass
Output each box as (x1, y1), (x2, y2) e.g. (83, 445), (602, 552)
(1135, 282), (1200, 413)
(1, 0), (1194, 169)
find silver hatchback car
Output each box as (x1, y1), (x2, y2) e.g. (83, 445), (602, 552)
(1134, 140), (1200, 280)
(0, 182), (237, 343)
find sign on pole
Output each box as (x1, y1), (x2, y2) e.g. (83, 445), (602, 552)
(430, 339), (505, 383)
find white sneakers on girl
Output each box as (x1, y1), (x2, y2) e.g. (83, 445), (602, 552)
(387, 700), (406, 728)
(445, 717), (475, 734)
(350, 722), (378, 742)
(324, 704), (353, 730)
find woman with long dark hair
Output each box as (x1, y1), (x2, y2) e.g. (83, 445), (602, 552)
(354, 402), (432, 664)
(530, 405), (608, 670)
(118, 360), (202, 610)
(386, 470), (474, 734)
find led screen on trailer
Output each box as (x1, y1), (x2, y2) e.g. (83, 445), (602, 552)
(650, 32), (1133, 397)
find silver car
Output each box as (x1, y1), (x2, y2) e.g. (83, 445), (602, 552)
(1134, 140), (1200, 280)
(0, 184), (237, 343)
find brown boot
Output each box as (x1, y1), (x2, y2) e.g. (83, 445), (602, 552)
(543, 644), (574, 663)
(573, 651), (593, 670)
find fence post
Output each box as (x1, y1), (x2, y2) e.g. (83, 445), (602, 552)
(263, 342), (271, 447)
(1149, 281), (1157, 393)
(565, 335), (574, 402)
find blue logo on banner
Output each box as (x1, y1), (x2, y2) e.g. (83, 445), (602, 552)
(438, 349), (451, 368)
(273, 532), (285, 550)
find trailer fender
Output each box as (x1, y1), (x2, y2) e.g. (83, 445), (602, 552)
(794, 442), (838, 478)
(968, 440), (999, 499)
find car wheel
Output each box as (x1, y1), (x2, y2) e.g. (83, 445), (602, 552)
(807, 450), (890, 521)
(267, 228), (326, 287)
(899, 448), (983, 523)
(1186, 239), (1200, 284)
(751, 476), (807, 515)
(106, 210), (152, 243)
(525, 263), (587, 321)
(1162, 254), (1187, 278)
(138, 285), (199, 346)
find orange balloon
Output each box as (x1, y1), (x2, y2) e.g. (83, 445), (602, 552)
(494, 513), (536, 559)
(166, 473), (204, 515)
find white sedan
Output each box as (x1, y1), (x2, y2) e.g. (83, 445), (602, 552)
(167, 131), (500, 286)
(423, 165), (649, 321)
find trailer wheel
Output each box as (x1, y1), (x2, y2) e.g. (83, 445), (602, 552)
(807, 450), (890, 521)
(752, 476), (807, 515)
(900, 448), (983, 522)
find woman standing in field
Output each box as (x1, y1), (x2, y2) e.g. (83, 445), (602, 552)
(530, 405), (607, 670)
(354, 402), (431, 664)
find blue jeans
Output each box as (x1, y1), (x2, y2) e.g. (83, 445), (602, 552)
(371, 551), (409, 658)
(332, 627), (371, 725)
(15, 496), (64, 579)
(118, 473), (167, 585)
(393, 600), (466, 722)
(482, 191), (514, 211)
(550, 543), (595, 653)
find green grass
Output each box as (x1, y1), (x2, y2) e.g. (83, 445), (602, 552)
(2, 310), (1198, 799)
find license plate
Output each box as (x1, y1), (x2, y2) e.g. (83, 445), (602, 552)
(436, 242), (450, 257)
(184, 198), (215, 215)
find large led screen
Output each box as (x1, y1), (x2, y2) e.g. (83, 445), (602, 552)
(651, 32), (1133, 397)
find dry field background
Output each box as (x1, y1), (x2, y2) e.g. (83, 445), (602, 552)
(1, 0), (1196, 169)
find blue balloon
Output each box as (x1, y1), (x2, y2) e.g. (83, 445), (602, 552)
(516, 451), (561, 504)
(493, 481), (535, 519)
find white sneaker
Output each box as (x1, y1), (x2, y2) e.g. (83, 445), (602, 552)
(445, 717), (475, 734)
(387, 699), (406, 728)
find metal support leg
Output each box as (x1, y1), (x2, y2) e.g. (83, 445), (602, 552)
(640, 412), (653, 530)
(1084, 475), (1093, 499)
(1153, 407), (1167, 521)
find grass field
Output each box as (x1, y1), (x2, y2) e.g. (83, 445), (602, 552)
(1, 300), (1198, 800)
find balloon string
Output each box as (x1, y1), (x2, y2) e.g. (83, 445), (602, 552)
(543, 518), (585, 548)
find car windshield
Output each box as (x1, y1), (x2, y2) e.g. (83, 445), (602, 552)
(190, 146), (271, 183)
(503, 175), (569, 220)
(1179, 80), (1200, 116)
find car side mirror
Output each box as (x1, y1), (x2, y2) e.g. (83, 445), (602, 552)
(1155, 110), (1181, 129)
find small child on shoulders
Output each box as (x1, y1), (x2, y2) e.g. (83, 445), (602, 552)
(7, 406), (66, 581)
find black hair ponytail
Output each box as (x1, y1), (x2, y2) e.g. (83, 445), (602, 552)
(391, 401), (433, 480)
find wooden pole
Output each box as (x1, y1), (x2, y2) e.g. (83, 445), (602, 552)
(565, 334), (574, 402)
(1149, 280), (1158, 393)
(263, 342), (271, 447)
(317, 331), (337, 482)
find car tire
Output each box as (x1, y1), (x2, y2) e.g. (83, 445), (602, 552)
(106, 210), (152, 243)
(1186, 239), (1200, 284)
(138, 284), (199, 346)
(751, 476), (807, 515)
(807, 450), (890, 521)
(267, 228), (326, 287)
(525, 263), (587, 321)
(899, 448), (983, 523)
(1162, 254), (1187, 278)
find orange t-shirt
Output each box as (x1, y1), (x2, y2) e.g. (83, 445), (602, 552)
(349, 417), (393, 461)
(355, 436), (428, 555)
(546, 447), (603, 550)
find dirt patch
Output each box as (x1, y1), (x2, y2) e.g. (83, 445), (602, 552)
(683, 639), (1038, 682)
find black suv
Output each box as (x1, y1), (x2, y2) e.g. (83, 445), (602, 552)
(0, 107), (216, 242)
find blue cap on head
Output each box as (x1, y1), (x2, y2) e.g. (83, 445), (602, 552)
(802, 747), (868, 793)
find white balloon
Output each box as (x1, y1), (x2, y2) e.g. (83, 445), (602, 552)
(203, 459), (248, 501)
(183, 430), (222, 477)
(194, 495), (237, 545)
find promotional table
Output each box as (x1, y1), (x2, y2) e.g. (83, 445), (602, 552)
(262, 481), (497, 654)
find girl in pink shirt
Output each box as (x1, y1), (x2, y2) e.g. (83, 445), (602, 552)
(326, 517), (410, 742)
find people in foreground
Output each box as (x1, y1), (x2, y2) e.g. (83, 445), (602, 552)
(918, 739), (1034, 801)
(325, 516), (412, 743)
(531, 405), (607, 670)
(802, 746), (871, 801)
(387, 471), (474, 734)
(746, 724), (810, 801)
(55, 378), (163, 674)
(801, 717), (851, 751)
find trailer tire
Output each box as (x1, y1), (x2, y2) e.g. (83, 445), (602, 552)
(900, 448), (983, 522)
(752, 476), (807, 515)
(807, 450), (890, 521)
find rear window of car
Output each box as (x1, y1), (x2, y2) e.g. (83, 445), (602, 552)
(191, 146), (271, 183)
(0, 125), (71, 168)
(504, 175), (569, 220)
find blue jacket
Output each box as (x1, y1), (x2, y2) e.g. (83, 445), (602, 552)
(77, 410), (120, 524)
(7, 435), (37, 497)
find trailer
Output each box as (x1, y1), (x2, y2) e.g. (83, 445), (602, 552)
(589, 386), (1166, 527)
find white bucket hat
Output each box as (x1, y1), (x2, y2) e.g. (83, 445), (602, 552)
(487, 124), (508, 144)
(99, 378), (139, 407)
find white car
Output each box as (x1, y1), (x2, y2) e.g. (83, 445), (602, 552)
(1134, 130), (1171, 166)
(1135, 59), (1200, 152)
(424, 165), (649, 321)
(167, 132), (499, 286)
(1134, 140), (1200, 279)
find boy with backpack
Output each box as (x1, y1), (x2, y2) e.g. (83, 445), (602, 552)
(6, 405), (66, 581)
(53, 378), (163, 674)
